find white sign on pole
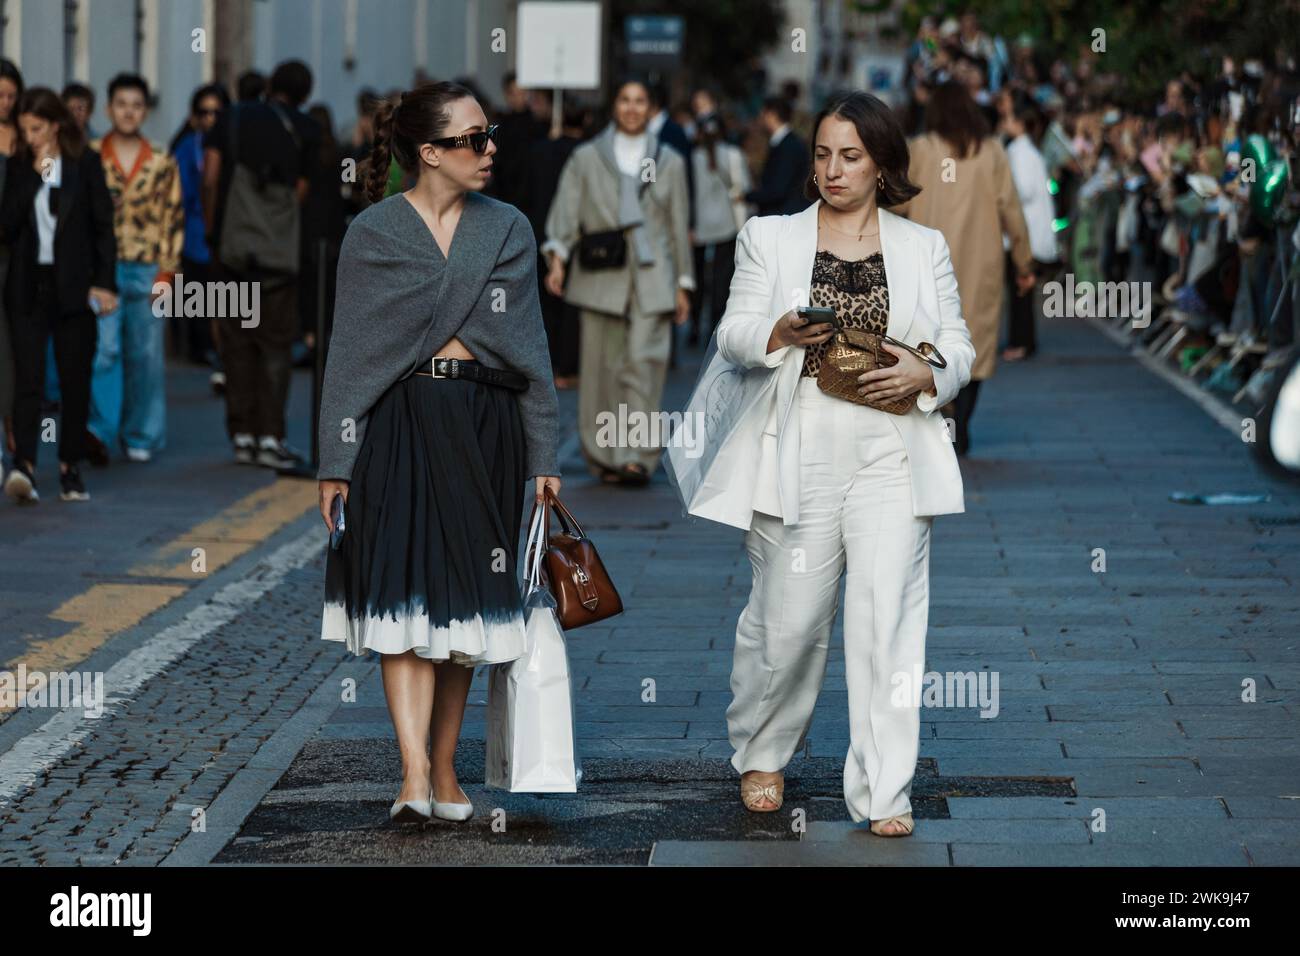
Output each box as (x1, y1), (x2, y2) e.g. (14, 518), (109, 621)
(516, 1), (602, 89)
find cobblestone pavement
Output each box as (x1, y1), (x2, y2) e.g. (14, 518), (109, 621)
(1, 312), (1298, 866)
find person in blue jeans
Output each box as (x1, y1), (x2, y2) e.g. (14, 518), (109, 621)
(87, 74), (183, 465)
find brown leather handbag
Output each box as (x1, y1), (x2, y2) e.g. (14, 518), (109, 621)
(525, 489), (623, 629)
(816, 329), (947, 414)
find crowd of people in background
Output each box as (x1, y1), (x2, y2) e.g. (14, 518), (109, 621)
(1, 7), (1295, 505)
(898, 12), (1299, 434)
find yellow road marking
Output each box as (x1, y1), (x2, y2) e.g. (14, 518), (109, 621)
(1, 583), (185, 714)
(2, 478), (318, 712)
(131, 479), (317, 579)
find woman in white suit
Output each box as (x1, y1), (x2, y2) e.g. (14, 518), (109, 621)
(665, 90), (974, 836)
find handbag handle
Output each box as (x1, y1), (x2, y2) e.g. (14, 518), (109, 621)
(523, 499), (548, 589)
(523, 489), (590, 585)
(882, 333), (948, 370)
(544, 487), (587, 539)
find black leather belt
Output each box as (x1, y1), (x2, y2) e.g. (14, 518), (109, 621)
(412, 357), (529, 391)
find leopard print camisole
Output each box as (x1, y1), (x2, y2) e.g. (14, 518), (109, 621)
(800, 249), (889, 378)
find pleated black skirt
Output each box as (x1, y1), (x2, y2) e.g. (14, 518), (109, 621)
(321, 364), (529, 664)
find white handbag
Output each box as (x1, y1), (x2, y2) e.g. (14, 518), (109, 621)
(484, 505), (582, 793)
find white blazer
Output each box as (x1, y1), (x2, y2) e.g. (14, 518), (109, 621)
(665, 200), (974, 530)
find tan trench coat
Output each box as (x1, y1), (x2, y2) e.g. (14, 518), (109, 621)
(893, 132), (1032, 381)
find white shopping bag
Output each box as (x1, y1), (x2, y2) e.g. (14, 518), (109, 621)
(485, 504), (582, 793)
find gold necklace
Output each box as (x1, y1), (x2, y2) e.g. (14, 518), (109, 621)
(818, 207), (880, 241)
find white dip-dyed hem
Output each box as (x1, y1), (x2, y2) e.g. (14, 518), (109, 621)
(321, 600), (527, 664)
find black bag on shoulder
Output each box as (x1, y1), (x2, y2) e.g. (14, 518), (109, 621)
(574, 142), (662, 271)
(218, 102), (302, 275)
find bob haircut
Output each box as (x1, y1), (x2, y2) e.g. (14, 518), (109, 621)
(805, 89), (921, 207)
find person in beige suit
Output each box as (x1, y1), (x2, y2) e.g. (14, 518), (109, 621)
(892, 80), (1034, 455)
(543, 78), (693, 485)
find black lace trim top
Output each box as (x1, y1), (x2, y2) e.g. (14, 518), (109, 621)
(801, 249), (890, 378)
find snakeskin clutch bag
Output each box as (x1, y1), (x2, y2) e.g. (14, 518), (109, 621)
(816, 329), (947, 415)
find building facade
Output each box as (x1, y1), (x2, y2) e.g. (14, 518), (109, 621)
(0, 0), (514, 145)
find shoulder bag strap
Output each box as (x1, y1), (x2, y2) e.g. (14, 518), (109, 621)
(266, 101), (301, 150)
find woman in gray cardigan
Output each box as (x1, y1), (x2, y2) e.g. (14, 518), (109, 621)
(316, 82), (561, 825)
(542, 78), (693, 486)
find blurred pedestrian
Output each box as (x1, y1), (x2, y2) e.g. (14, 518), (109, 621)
(343, 88), (381, 215)
(525, 101), (587, 389)
(202, 60), (320, 472)
(543, 77), (694, 486)
(486, 71), (544, 210)
(0, 58), (22, 483)
(999, 90), (1059, 361)
(1, 88), (117, 504)
(61, 82), (96, 138)
(689, 109), (750, 345)
(236, 70), (266, 104)
(86, 74), (184, 466)
(779, 79), (814, 144)
(316, 81), (560, 825)
(299, 103), (347, 361)
(647, 81), (692, 161)
(49, 83), (99, 407)
(169, 83), (228, 382)
(893, 81), (1033, 456)
(746, 95), (810, 216)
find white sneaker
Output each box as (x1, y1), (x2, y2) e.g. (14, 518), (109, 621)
(256, 435), (306, 471)
(125, 447), (152, 463)
(233, 433), (256, 465)
(5, 463), (39, 504)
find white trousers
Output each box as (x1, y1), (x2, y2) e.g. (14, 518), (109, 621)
(727, 376), (933, 823)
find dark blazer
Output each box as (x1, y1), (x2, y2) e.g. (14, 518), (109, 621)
(746, 129), (811, 217)
(656, 116), (692, 162)
(1, 147), (117, 317)
(655, 116), (695, 227)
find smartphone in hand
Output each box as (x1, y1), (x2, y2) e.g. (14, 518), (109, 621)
(329, 492), (346, 550)
(797, 305), (840, 330)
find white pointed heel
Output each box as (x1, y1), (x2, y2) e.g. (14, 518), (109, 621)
(390, 788), (433, 824)
(432, 789), (474, 822)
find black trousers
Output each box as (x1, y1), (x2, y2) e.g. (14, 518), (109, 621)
(216, 268), (298, 440)
(951, 380), (982, 457)
(690, 238), (737, 340)
(10, 265), (97, 466)
(538, 260), (579, 377)
(1005, 255), (1057, 356)
(175, 257), (215, 364)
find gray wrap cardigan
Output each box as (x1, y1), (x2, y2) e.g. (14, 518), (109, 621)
(316, 190), (560, 482)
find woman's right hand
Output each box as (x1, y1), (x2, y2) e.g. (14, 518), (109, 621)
(767, 309), (835, 353)
(544, 256), (566, 298)
(319, 480), (349, 533)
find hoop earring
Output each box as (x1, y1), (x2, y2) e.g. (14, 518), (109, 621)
(813, 173), (818, 185)
(876, 174), (885, 191)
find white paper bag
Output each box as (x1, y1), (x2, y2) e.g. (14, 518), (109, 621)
(663, 276), (784, 526)
(485, 505), (582, 793)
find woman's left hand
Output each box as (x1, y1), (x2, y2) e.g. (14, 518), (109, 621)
(674, 288), (691, 326)
(857, 342), (936, 402)
(535, 475), (562, 504)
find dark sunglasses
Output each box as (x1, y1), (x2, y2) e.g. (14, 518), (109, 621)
(428, 124), (498, 154)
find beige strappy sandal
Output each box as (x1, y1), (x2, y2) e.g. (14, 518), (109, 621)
(870, 812), (914, 837)
(740, 771), (784, 812)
